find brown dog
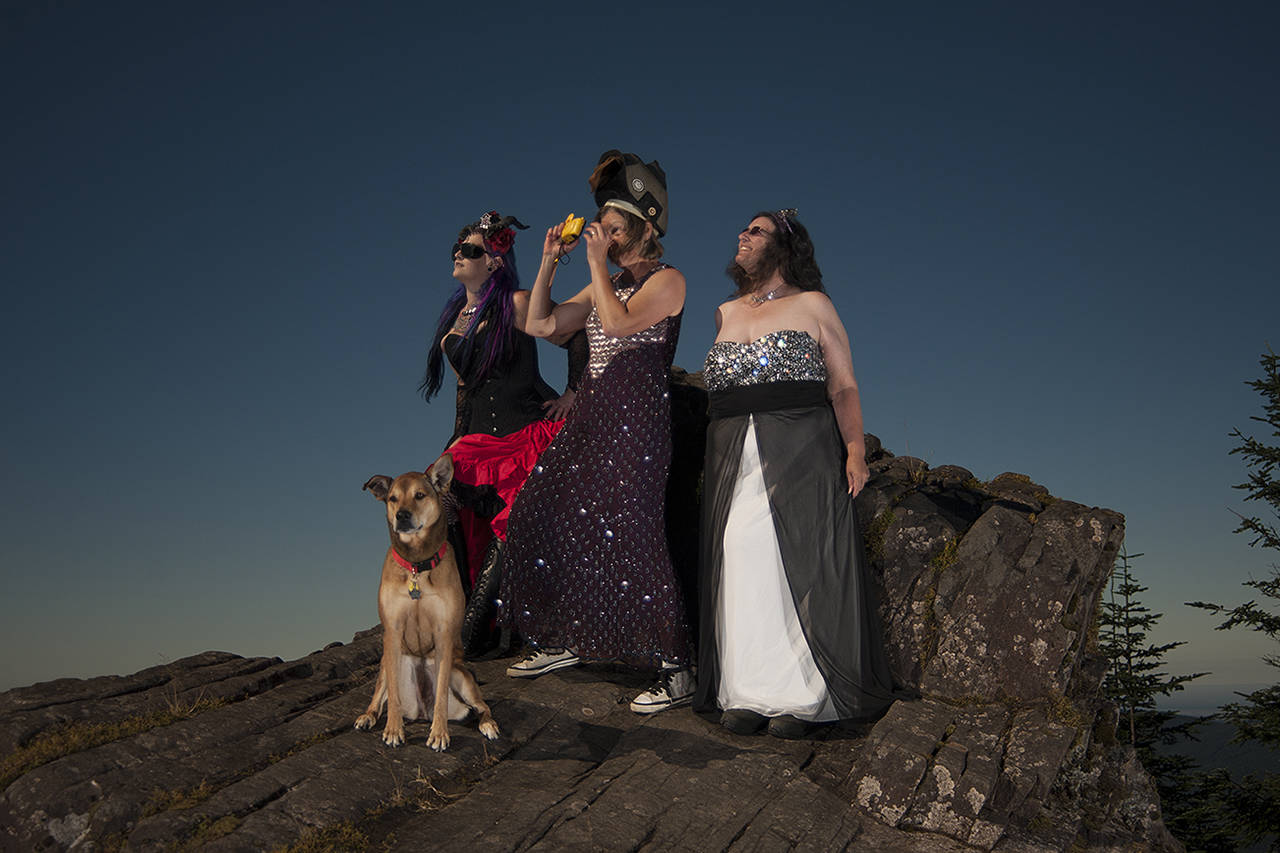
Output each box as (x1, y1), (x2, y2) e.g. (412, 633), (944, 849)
(354, 455), (499, 750)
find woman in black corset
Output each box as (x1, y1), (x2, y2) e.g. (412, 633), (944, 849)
(419, 210), (586, 654)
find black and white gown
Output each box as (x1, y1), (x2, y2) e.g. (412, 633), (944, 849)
(693, 329), (899, 722)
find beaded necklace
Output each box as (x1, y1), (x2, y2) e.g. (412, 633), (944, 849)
(451, 304), (479, 334)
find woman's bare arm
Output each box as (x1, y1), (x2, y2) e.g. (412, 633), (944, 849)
(522, 224), (593, 339)
(592, 267), (685, 337)
(812, 293), (869, 496)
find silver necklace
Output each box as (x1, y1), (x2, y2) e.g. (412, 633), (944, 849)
(750, 285), (785, 305)
(451, 304), (479, 333)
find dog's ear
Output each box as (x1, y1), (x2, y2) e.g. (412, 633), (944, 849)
(363, 475), (393, 501)
(427, 454), (454, 492)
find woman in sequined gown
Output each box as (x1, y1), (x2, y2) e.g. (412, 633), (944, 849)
(693, 210), (901, 738)
(498, 152), (695, 713)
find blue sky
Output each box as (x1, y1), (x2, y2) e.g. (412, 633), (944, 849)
(2, 2), (1277, 714)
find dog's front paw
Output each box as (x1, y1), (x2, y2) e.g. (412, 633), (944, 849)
(354, 713), (377, 731)
(427, 723), (450, 752)
(382, 725), (406, 747)
(478, 719), (500, 741)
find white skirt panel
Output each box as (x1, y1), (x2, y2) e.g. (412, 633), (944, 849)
(716, 417), (837, 721)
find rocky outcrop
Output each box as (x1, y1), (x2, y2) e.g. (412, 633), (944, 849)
(0, 434), (1181, 851)
(852, 463), (1178, 852)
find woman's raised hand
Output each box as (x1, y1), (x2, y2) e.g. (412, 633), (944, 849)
(548, 220), (587, 256)
(582, 221), (610, 267)
(543, 223), (569, 261)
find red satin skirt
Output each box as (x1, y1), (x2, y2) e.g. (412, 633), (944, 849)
(445, 418), (563, 585)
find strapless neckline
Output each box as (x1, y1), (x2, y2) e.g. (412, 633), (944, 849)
(711, 328), (818, 348)
(704, 329), (826, 392)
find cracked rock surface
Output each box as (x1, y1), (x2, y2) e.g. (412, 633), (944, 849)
(2, 443), (1184, 852)
(0, 636), (920, 852)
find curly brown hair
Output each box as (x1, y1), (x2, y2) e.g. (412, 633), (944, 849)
(727, 210), (824, 296)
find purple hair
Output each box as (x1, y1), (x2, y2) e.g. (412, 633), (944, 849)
(419, 229), (521, 400)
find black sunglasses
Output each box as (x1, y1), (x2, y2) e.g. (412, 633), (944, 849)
(452, 242), (487, 260)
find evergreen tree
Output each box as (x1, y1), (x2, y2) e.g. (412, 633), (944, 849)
(1188, 346), (1280, 852)
(1099, 548), (1213, 846)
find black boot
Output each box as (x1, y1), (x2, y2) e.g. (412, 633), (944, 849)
(462, 537), (504, 658)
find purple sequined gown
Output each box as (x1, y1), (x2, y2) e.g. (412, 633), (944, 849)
(499, 265), (692, 667)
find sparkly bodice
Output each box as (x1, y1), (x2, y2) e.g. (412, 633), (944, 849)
(585, 265), (679, 379)
(704, 329), (826, 392)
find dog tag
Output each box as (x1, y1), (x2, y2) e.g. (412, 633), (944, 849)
(408, 578), (422, 600)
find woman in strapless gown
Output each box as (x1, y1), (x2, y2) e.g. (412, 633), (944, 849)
(693, 210), (901, 738)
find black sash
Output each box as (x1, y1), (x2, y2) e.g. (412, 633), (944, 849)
(708, 381), (827, 419)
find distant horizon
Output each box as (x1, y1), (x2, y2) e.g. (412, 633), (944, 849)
(0, 623), (1266, 721)
(1159, 681), (1273, 719)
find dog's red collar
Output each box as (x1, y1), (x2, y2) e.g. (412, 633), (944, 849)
(392, 542), (448, 575)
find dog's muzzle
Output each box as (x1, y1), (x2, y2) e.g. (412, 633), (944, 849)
(394, 509), (423, 533)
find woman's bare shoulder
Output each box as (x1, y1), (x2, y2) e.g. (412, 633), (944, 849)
(713, 295), (747, 326)
(795, 289), (836, 310)
(716, 294), (746, 315)
(647, 265), (686, 289)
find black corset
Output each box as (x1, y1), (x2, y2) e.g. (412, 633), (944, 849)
(445, 327), (555, 443)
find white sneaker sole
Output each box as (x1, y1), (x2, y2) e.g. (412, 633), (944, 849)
(506, 655), (580, 678)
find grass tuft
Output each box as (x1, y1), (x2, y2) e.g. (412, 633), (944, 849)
(865, 509), (896, 564)
(0, 696), (225, 790)
(930, 538), (960, 571)
(177, 815), (240, 851)
(272, 821), (369, 853)
(1046, 690), (1085, 729)
(916, 534), (963, 670)
(141, 780), (215, 817)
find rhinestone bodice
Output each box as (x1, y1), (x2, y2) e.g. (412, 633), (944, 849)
(703, 329), (826, 391)
(585, 265), (678, 379)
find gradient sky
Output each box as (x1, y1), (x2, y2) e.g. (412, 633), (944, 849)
(3, 2), (1277, 714)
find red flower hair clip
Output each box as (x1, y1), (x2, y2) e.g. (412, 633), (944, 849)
(478, 210), (527, 257)
(485, 228), (514, 256)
